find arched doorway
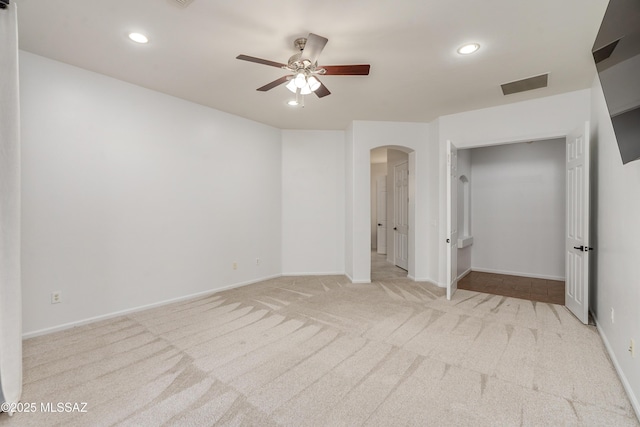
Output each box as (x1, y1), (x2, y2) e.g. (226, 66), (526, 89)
(344, 121), (432, 284)
(370, 145), (414, 281)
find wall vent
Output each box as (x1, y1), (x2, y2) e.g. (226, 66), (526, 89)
(169, 0), (194, 8)
(501, 73), (548, 96)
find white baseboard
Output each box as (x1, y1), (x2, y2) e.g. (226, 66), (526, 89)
(345, 272), (371, 284)
(410, 275), (440, 285)
(408, 275), (436, 282)
(591, 310), (640, 421)
(22, 274), (282, 339)
(471, 267), (564, 281)
(413, 279), (442, 290)
(281, 271), (345, 277)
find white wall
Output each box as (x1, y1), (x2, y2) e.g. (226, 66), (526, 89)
(370, 162), (386, 250)
(436, 89), (591, 286)
(344, 124), (354, 280)
(470, 139), (566, 280)
(346, 121), (435, 283)
(590, 77), (640, 416)
(281, 130), (345, 275)
(427, 120), (442, 283)
(20, 52), (282, 336)
(439, 90), (593, 149)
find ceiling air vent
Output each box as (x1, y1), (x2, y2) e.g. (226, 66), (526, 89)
(169, 0), (194, 7)
(593, 39), (620, 64)
(501, 73), (548, 96)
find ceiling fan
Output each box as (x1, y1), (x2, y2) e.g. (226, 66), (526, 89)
(236, 33), (370, 100)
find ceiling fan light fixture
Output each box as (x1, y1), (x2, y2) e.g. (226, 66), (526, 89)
(457, 43), (480, 55)
(285, 79), (298, 93)
(294, 73), (307, 89)
(287, 100), (299, 106)
(307, 76), (321, 92)
(236, 32), (370, 101)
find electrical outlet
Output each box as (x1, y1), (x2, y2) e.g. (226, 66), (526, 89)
(232, 262), (237, 270)
(630, 339), (636, 358)
(51, 291), (62, 304)
(611, 308), (615, 324)
(256, 258), (261, 266)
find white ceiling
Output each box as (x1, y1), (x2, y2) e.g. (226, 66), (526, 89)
(16, 0), (609, 130)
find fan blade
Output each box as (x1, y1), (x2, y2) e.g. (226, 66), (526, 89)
(313, 79), (331, 98)
(302, 33), (328, 65)
(320, 64), (370, 75)
(236, 54), (286, 68)
(257, 76), (290, 91)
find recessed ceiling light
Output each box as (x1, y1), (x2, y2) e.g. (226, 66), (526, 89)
(287, 100), (299, 106)
(457, 43), (480, 55)
(128, 32), (149, 44)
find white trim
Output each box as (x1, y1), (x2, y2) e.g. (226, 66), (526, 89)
(411, 278), (441, 288)
(592, 310), (640, 421)
(459, 130), (569, 151)
(470, 267), (564, 281)
(433, 280), (447, 288)
(345, 272), (371, 284)
(408, 275), (438, 283)
(22, 274), (282, 339)
(281, 271), (345, 276)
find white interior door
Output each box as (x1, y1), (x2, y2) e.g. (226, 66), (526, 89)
(565, 121), (590, 324)
(376, 176), (387, 254)
(394, 162), (409, 270)
(447, 140), (458, 300)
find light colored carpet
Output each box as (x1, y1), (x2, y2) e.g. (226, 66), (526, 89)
(1, 270), (638, 426)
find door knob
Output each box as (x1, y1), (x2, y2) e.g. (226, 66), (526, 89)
(393, 227), (397, 230)
(573, 245), (594, 252)
(378, 223), (382, 226)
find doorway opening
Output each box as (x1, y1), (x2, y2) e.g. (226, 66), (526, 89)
(370, 251), (409, 282)
(453, 138), (567, 304)
(370, 146), (413, 280)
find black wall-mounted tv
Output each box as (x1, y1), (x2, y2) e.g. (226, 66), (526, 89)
(592, 0), (640, 165)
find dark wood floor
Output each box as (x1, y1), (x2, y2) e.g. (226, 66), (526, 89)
(458, 271), (565, 305)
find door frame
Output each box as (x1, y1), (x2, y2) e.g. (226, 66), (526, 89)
(376, 175), (387, 254)
(369, 146), (416, 280)
(393, 161), (409, 270)
(446, 140), (458, 300)
(445, 127), (590, 312)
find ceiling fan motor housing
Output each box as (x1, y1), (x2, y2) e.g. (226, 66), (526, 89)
(288, 38), (316, 73)
(293, 37), (307, 51)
